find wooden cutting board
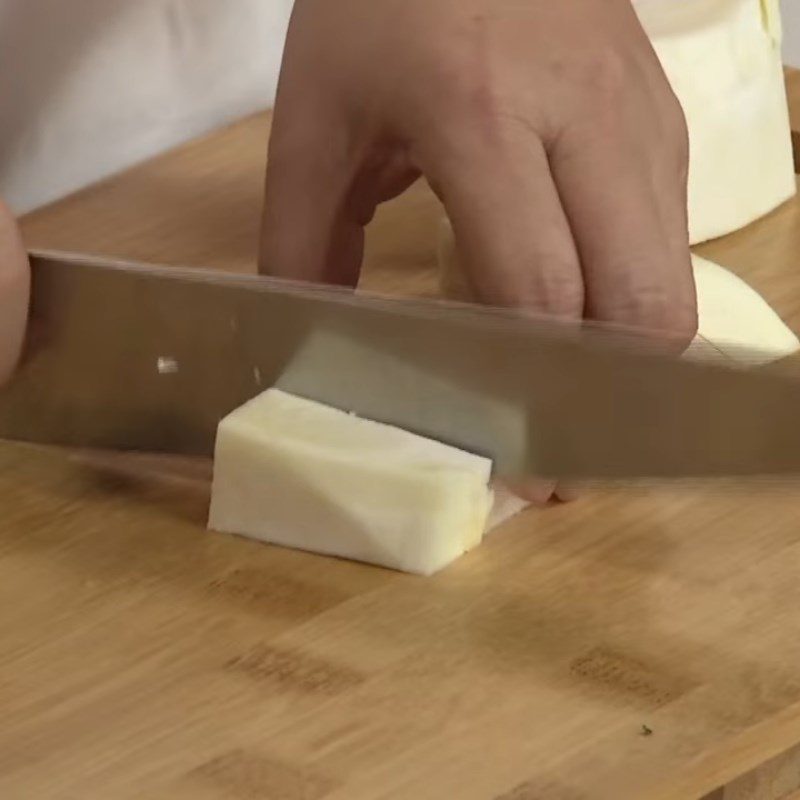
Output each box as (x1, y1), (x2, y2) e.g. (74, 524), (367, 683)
(3, 73), (800, 800)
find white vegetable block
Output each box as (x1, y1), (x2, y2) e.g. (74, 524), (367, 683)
(687, 254), (800, 364)
(635, 0), (796, 243)
(208, 389), (493, 576)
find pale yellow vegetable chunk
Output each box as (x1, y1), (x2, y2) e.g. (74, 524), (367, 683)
(635, 0), (796, 243)
(688, 255), (800, 364)
(209, 389), (493, 576)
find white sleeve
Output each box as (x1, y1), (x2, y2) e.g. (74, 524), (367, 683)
(0, 0), (293, 213)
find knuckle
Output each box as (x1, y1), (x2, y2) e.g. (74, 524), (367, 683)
(582, 48), (630, 102)
(430, 38), (542, 148)
(517, 264), (584, 317)
(428, 36), (495, 113)
(595, 281), (698, 346)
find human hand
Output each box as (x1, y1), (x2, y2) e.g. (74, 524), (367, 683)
(260, 0), (698, 502)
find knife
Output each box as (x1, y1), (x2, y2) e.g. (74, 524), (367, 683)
(2, 249), (800, 480)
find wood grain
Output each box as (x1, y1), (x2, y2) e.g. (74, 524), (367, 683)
(4, 74), (800, 800)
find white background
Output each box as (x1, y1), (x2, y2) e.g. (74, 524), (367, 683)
(0, 0), (294, 213)
(2, 1), (800, 213)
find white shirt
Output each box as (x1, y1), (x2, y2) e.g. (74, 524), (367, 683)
(3, 0), (798, 216)
(0, 0), (292, 213)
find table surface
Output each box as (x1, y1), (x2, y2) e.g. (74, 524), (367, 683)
(3, 73), (800, 800)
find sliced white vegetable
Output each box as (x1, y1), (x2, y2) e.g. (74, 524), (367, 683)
(634, 0), (796, 243)
(208, 389), (493, 576)
(689, 254), (800, 364)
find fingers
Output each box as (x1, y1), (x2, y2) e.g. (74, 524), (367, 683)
(547, 79), (697, 350)
(426, 132), (584, 316)
(260, 101), (419, 287)
(0, 199), (30, 385)
(425, 130), (585, 503)
(501, 476), (558, 507)
(259, 100), (365, 286)
(259, 0), (363, 285)
(554, 481), (583, 503)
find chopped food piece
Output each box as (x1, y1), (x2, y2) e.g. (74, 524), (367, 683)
(209, 389), (493, 575)
(686, 255), (800, 365)
(635, 0), (796, 243)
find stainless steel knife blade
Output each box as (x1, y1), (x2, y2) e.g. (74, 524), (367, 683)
(3, 249), (800, 480)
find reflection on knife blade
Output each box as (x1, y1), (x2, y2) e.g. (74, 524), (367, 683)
(2, 250), (800, 480)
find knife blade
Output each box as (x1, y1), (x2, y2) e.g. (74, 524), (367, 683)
(2, 250), (800, 480)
